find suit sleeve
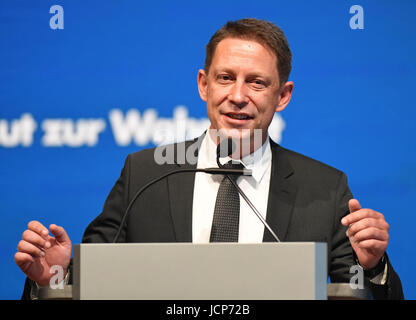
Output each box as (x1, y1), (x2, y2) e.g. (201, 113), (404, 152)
(329, 172), (404, 299)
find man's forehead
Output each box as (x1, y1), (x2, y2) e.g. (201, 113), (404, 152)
(210, 37), (279, 75)
(216, 37), (275, 55)
(212, 37), (276, 61)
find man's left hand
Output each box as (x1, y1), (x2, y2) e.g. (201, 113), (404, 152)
(341, 199), (389, 269)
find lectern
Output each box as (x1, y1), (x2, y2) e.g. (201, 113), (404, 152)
(72, 242), (328, 300)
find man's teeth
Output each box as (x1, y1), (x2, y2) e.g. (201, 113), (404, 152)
(228, 114), (250, 120)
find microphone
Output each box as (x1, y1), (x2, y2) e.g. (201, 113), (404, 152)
(216, 138), (281, 242)
(112, 161), (252, 243)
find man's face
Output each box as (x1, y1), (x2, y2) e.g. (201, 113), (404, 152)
(198, 37), (293, 146)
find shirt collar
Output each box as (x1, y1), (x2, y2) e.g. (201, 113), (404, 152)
(201, 133), (272, 183)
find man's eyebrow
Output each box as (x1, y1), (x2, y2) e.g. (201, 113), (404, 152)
(246, 72), (270, 79)
(212, 67), (236, 75)
(213, 68), (270, 79)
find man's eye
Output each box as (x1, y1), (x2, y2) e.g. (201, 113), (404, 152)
(250, 79), (266, 89)
(217, 75), (232, 83)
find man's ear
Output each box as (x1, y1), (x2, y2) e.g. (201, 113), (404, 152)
(275, 81), (294, 112)
(197, 69), (208, 102)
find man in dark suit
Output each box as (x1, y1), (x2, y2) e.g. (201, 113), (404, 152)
(16, 18), (403, 299)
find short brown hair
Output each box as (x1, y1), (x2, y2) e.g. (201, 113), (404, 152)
(204, 18), (292, 85)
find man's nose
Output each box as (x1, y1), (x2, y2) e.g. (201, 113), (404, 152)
(228, 80), (249, 108)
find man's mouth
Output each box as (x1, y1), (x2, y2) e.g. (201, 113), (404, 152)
(225, 113), (253, 120)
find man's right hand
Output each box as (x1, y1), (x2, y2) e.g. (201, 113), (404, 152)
(14, 221), (72, 287)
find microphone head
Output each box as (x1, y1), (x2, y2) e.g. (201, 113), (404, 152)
(216, 138), (236, 159)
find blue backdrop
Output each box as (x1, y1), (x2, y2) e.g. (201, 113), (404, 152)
(1, 0), (415, 299)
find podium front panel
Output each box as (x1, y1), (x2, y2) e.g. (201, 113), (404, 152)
(73, 242), (327, 300)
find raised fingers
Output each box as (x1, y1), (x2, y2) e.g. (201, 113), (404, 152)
(17, 239), (45, 258)
(17, 221), (52, 259)
(348, 227), (389, 243)
(22, 229), (51, 249)
(27, 220), (49, 238)
(346, 218), (389, 237)
(341, 209), (384, 226)
(14, 251), (35, 269)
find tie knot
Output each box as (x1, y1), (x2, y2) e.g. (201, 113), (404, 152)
(221, 161), (245, 181)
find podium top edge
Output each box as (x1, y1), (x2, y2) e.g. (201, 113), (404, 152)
(74, 242), (327, 247)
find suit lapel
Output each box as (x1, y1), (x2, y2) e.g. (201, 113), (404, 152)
(263, 140), (297, 242)
(167, 135), (204, 242)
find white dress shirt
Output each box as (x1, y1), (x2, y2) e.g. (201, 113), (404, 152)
(192, 134), (272, 243)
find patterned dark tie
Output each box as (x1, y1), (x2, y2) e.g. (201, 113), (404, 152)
(210, 161), (245, 242)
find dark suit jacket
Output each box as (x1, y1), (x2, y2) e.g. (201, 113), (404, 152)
(22, 137), (404, 299)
